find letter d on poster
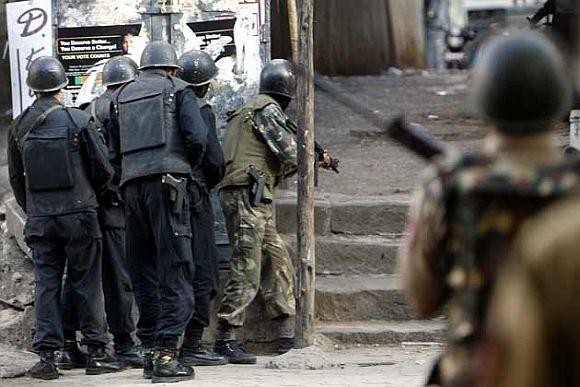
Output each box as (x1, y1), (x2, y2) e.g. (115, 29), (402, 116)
(7, 0), (53, 118)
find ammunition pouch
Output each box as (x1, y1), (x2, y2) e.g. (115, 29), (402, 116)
(23, 126), (75, 192)
(117, 89), (166, 154)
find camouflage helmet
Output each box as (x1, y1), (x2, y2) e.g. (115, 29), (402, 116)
(26, 56), (68, 93)
(102, 56), (138, 87)
(471, 31), (571, 134)
(139, 41), (180, 70)
(259, 59), (297, 99)
(177, 50), (218, 86)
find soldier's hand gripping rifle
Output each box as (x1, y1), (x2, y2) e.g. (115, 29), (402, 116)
(286, 118), (340, 174)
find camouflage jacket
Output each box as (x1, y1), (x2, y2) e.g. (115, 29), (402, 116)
(253, 103), (299, 179)
(220, 94), (298, 192)
(402, 138), (580, 386)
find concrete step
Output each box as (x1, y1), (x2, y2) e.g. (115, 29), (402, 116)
(276, 193), (410, 236)
(283, 234), (402, 275)
(318, 320), (446, 345)
(315, 275), (416, 322)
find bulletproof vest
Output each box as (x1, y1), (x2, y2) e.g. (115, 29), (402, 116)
(438, 153), (580, 383)
(115, 70), (192, 186)
(220, 94), (282, 189)
(16, 98), (98, 217)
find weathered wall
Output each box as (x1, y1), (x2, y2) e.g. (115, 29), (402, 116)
(0, 1), (11, 113)
(57, 0), (269, 134)
(271, 0), (425, 76)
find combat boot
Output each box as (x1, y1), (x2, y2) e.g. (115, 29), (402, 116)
(28, 351), (59, 380)
(276, 315), (296, 355)
(142, 348), (155, 379)
(213, 341), (257, 365)
(85, 345), (125, 375)
(277, 337), (295, 355)
(115, 342), (145, 368)
(152, 349), (195, 384)
(56, 340), (87, 370)
(180, 328), (227, 367)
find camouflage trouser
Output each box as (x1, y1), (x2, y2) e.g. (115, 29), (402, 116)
(217, 187), (295, 327)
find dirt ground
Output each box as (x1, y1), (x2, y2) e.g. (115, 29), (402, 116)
(299, 72), (568, 197)
(2, 346), (441, 387)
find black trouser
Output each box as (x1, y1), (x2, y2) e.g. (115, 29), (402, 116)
(124, 177), (195, 350)
(185, 183), (220, 335)
(25, 212), (108, 352)
(61, 207), (135, 348)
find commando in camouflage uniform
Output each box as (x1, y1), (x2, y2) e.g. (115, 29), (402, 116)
(218, 94), (298, 327)
(402, 134), (580, 387)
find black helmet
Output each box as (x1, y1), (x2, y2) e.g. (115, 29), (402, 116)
(102, 56), (138, 87)
(177, 50), (218, 86)
(139, 41), (180, 70)
(26, 56), (68, 93)
(259, 59), (297, 99)
(471, 31), (571, 134)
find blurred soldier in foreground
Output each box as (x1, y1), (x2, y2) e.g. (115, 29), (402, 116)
(111, 41), (208, 383)
(400, 32), (575, 386)
(478, 196), (580, 387)
(177, 50), (227, 367)
(58, 56), (143, 369)
(7, 57), (123, 379)
(215, 59), (335, 363)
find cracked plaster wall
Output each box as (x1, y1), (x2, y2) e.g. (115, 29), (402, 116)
(57, 0), (270, 133)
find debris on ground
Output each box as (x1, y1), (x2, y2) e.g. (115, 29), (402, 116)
(265, 346), (337, 370)
(0, 345), (37, 379)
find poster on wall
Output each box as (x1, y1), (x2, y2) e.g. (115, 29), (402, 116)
(6, 0), (53, 118)
(187, 18), (237, 62)
(56, 24), (141, 103)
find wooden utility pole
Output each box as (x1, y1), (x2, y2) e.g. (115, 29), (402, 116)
(295, 0), (316, 348)
(287, 0), (299, 62)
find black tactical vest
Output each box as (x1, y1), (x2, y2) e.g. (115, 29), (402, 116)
(87, 89), (114, 142)
(16, 98), (98, 217)
(115, 70), (192, 186)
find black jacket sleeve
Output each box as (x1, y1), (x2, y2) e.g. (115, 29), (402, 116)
(107, 101), (123, 180)
(178, 87), (208, 166)
(81, 119), (116, 197)
(7, 127), (26, 211)
(200, 105), (226, 190)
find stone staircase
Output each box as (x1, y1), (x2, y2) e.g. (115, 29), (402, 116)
(276, 191), (446, 346)
(2, 193), (446, 350)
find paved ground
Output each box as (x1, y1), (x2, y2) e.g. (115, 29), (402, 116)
(2, 346), (441, 387)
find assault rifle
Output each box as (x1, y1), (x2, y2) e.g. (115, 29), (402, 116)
(311, 72), (451, 161)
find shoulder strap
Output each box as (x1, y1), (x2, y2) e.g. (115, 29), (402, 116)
(17, 105), (65, 147)
(90, 100), (98, 122)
